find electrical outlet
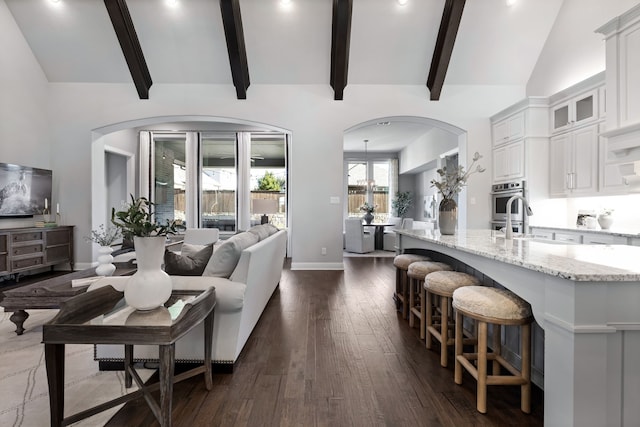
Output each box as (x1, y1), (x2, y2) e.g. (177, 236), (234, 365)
(321, 247), (327, 255)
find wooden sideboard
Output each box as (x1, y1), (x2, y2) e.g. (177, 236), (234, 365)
(0, 226), (74, 277)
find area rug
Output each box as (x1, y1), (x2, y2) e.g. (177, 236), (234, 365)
(0, 308), (153, 427)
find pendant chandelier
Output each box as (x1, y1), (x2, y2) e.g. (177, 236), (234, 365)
(357, 139), (376, 191)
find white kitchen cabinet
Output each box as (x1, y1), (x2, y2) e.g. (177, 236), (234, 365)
(550, 88), (599, 134)
(492, 140), (524, 182)
(492, 111), (525, 147)
(599, 131), (628, 194)
(583, 234), (628, 245)
(530, 226), (637, 245)
(554, 231), (583, 243)
(549, 124), (599, 197)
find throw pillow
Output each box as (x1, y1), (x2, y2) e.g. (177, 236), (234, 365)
(248, 224), (269, 241)
(202, 231), (259, 278)
(164, 243), (213, 276)
(180, 243), (206, 257)
(263, 223), (279, 235)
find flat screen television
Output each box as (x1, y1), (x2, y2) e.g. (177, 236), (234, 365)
(0, 162), (52, 217)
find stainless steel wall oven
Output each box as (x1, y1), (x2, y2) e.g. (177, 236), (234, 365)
(491, 180), (525, 223)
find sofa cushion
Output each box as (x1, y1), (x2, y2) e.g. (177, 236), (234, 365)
(263, 223), (279, 235)
(164, 243), (213, 276)
(203, 231), (259, 278)
(248, 224), (269, 241)
(181, 243), (206, 257)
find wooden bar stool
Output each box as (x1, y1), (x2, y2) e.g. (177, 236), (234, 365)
(452, 286), (533, 414)
(406, 261), (452, 331)
(393, 254), (430, 318)
(423, 271), (480, 367)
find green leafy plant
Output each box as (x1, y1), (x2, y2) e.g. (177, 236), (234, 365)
(359, 202), (377, 214)
(111, 195), (177, 238)
(430, 152), (486, 200)
(391, 191), (413, 217)
(257, 171), (285, 191)
(85, 224), (121, 246)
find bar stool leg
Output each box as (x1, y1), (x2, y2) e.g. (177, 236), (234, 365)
(409, 277), (416, 328)
(402, 273), (409, 319)
(477, 321), (488, 414)
(521, 323), (532, 414)
(440, 294), (449, 367)
(420, 286), (426, 340)
(426, 290), (434, 350)
(454, 311), (463, 385)
(492, 324), (501, 376)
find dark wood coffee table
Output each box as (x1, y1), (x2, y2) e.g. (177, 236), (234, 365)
(1, 263), (136, 335)
(43, 285), (216, 427)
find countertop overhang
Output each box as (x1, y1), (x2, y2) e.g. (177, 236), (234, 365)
(397, 229), (640, 282)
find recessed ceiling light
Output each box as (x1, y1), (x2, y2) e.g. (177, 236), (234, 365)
(397, 0), (409, 5)
(505, 0), (517, 6)
(281, 0), (292, 4)
(166, 0), (178, 6)
(50, 0), (60, 3)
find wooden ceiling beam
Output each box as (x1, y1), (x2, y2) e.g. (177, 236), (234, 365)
(104, 0), (152, 99)
(220, 0), (250, 100)
(330, 0), (353, 101)
(427, 0), (466, 101)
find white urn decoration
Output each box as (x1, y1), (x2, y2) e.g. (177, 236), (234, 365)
(111, 196), (178, 311)
(95, 246), (116, 276)
(597, 210), (614, 230)
(125, 236), (172, 311)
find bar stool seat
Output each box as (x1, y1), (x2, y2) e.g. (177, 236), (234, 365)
(406, 261), (452, 331)
(423, 271), (480, 367)
(393, 254), (430, 317)
(453, 286), (533, 414)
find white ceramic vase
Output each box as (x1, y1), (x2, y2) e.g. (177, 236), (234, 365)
(597, 214), (614, 230)
(124, 236), (172, 311)
(95, 246), (116, 276)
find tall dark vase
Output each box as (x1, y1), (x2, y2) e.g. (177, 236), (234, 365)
(363, 212), (374, 224)
(438, 198), (457, 235)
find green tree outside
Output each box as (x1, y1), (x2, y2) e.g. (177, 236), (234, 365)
(257, 171), (285, 191)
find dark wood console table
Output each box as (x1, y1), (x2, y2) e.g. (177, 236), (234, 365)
(0, 225), (74, 278)
(43, 285), (216, 427)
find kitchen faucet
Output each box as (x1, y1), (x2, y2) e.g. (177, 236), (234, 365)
(505, 195), (533, 240)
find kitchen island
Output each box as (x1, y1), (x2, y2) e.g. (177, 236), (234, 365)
(397, 229), (640, 427)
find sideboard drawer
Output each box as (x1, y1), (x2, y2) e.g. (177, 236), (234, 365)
(12, 232), (43, 243)
(12, 256), (44, 271)
(13, 244), (43, 257)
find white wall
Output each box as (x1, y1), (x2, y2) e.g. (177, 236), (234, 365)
(41, 82), (523, 269)
(399, 128), (458, 174)
(0, 1), (50, 229)
(527, 0), (640, 96)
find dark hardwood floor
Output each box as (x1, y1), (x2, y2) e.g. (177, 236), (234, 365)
(107, 257), (543, 426)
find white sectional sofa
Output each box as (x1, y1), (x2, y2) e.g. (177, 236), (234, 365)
(92, 225), (287, 370)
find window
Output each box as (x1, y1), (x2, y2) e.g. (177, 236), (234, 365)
(250, 135), (286, 229)
(148, 130), (288, 234)
(201, 134), (237, 231)
(346, 159), (391, 222)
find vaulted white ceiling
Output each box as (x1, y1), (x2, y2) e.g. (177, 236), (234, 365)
(5, 0), (564, 152)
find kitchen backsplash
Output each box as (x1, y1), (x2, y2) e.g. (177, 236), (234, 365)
(528, 194), (640, 232)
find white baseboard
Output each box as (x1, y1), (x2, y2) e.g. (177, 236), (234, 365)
(290, 262), (344, 271)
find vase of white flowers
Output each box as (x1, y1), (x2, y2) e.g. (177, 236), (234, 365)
(85, 224), (121, 276)
(430, 152), (485, 235)
(359, 202), (377, 224)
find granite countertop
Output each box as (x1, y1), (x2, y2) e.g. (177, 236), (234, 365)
(397, 229), (640, 282)
(529, 225), (640, 238)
